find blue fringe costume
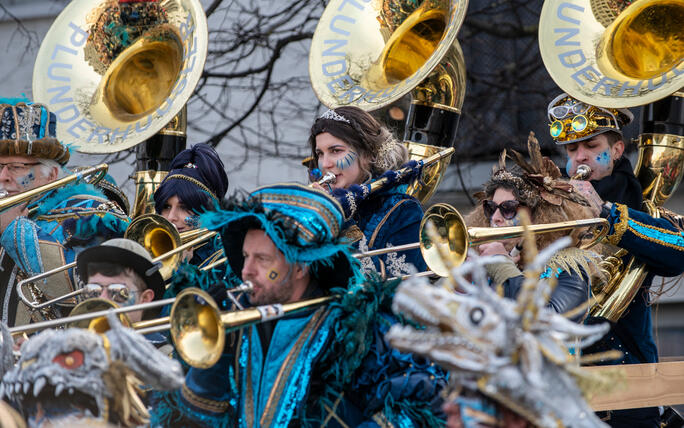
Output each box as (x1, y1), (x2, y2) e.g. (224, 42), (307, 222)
(0, 182), (129, 326)
(0, 98), (130, 326)
(151, 184), (446, 427)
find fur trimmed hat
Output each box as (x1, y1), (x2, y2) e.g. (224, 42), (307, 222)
(0, 98), (69, 165)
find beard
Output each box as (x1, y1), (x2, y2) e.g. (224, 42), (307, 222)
(247, 278), (296, 306)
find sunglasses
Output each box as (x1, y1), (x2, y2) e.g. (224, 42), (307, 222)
(82, 283), (137, 304)
(483, 200), (521, 220)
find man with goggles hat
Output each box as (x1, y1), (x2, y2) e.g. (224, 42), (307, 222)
(548, 92), (684, 428)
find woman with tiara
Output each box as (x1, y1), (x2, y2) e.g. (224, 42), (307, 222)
(154, 143), (229, 274)
(308, 106), (427, 277)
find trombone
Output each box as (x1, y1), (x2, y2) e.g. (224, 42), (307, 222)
(9, 282), (253, 337)
(354, 203), (609, 277)
(15, 227), (218, 312)
(0, 163), (108, 214)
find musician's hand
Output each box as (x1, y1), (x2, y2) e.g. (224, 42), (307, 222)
(0, 203), (28, 234)
(310, 182), (331, 194)
(570, 180), (603, 217)
(477, 242), (509, 257)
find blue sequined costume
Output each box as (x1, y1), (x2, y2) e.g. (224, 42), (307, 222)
(151, 184), (446, 427)
(0, 183), (129, 325)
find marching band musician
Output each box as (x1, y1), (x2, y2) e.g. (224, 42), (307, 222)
(309, 106), (428, 276)
(0, 98), (129, 327)
(465, 135), (600, 319)
(154, 143), (229, 274)
(548, 93), (684, 428)
(152, 184), (446, 427)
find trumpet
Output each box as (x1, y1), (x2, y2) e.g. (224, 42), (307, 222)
(571, 164), (592, 180)
(355, 203), (609, 277)
(0, 163), (108, 214)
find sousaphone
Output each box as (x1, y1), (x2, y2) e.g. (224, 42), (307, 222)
(539, 0), (683, 108)
(309, 0), (469, 202)
(32, 0), (208, 153)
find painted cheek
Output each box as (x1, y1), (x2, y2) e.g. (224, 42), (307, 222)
(499, 215), (521, 227)
(335, 151), (357, 170)
(565, 158), (574, 175)
(267, 268), (280, 282)
(17, 172), (35, 189)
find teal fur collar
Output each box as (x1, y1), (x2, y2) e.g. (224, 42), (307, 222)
(32, 182), (106, 216)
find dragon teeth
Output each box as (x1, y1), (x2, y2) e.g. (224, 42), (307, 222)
(55, 383), (64, 396)
(33, 377), (46, 397)
(23, 382), (29, 395)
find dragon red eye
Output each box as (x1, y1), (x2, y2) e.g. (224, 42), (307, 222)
(52, 350), (84, 370)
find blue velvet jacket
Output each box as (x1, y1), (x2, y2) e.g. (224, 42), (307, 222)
(0, 182), (129, 325)
(347, 186), (428, 277)
(585, 203), (684, 364)
(151, 279), (447, 427)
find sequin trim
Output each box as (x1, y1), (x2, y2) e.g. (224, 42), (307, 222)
(627, 218), (684, 251)
(607, 203), (629, 245)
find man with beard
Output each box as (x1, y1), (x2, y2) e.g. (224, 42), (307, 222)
(0, 98), (129, 326)
(151, 184), (446, 427)
(547, 92), (684, 428)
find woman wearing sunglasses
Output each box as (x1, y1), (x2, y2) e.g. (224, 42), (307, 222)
(308, 106), (427, 276)
(465, 136), (599, 319)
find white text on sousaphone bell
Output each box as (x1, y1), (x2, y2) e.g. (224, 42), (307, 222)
(44, 13), (199, 146)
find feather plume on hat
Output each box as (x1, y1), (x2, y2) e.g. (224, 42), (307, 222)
(475, 132), (590, 208)
(507, 132), (589, 207)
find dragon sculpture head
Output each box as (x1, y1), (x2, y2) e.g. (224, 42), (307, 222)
(387, 237), (613, 428)
(0, 313), (183, 427)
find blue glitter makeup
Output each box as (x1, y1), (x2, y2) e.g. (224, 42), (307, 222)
(335, 151), (357, 170)
(17, 172), (35, 188)
(595, 150), (611, 166)
(184, 215), (200, 228)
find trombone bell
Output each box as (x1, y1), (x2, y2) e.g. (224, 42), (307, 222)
(170, 288), (225, 369)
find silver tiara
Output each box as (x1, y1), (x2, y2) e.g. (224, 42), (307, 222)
(319, 109), (350, 124)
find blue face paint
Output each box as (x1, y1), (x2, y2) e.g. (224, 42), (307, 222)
(184, 215), (200, 228)
(17, 171), (35, 189)
(565, 158), (574, 175)
(595, 150), (611, 166)
(335, 151), (357, 170)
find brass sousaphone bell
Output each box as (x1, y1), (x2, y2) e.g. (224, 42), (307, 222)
(538, 0), (683, 108)
(32, 0), (208, 153)
(309, 0), (469, 203)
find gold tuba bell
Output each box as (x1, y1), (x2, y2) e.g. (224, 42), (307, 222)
(309, 0), (469, 203)
(32, 0), (208, 153)
(538, 0), (683, 108)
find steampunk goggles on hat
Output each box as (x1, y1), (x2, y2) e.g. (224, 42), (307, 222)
(548, 96), (622, 143)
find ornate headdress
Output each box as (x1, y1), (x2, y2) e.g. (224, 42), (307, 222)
(547, 93), (633, 145)
(200, 183), (364, 289)
(476, 132), (589, 208)
(0, 98), (70, 165)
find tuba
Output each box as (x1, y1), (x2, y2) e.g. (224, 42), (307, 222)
(32, 0), (209, 216)
(309, 0), (468, 203)
(591, 94), (684, 321)
(539, 0), (684, 321)
(538, 0), (683, 108)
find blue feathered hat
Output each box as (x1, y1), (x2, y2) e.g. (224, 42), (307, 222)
(0, 98), (69, 164)
(200, 183), (364, 289)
